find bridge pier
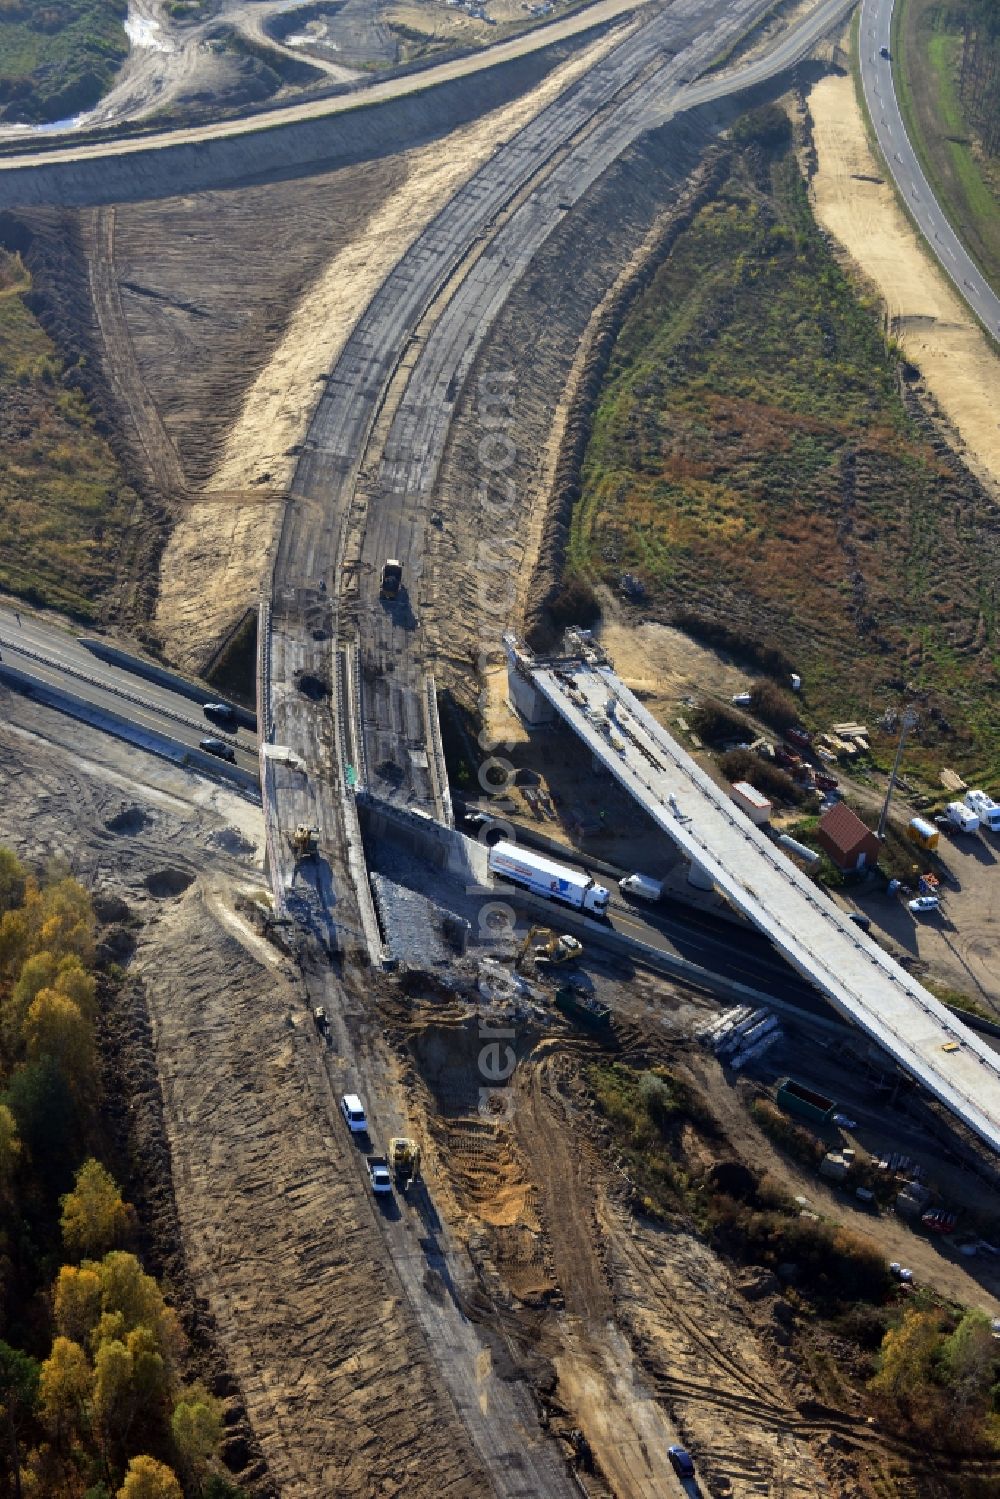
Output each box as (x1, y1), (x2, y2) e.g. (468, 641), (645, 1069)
(687, 860), (715, 891)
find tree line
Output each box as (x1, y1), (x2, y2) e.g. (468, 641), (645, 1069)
(954, 0), (1000, 154)
(0, 848), (238, 1499)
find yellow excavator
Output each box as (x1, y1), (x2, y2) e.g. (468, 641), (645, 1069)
(388, 1137), (421, 1191)
(515, 925), (584, 973)
(290, 825), (319, 861)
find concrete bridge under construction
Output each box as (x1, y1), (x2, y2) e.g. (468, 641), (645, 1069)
(504, 630), (1000, 1157)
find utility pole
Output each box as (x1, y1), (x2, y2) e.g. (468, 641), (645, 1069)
(878, 707), (917, 840)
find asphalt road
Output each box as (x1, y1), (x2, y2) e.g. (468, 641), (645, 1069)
(859, 0), (1000, 337)
(0, 604), (259, 777)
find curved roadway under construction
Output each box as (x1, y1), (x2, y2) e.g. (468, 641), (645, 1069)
(255, 0), (1000, 1164)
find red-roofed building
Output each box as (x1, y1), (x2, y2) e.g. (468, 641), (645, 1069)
(816, 803), (880, 872)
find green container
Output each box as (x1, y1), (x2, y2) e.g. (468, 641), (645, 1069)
(776, 1077), (836, 1125)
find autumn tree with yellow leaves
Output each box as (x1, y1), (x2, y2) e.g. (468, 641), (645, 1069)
(0, 849), (234, 1498)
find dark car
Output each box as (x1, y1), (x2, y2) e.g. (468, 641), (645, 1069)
(199, 737), (236, 764)
(848, 912), (872, 932)
(879, 44), (890, 58)
(786, 726), (812, 752)
(667, 1445), (695, 1479)
(203, 701), (238, 728)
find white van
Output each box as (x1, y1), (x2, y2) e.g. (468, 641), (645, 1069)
(340, 1094), (368, 1133)
(619, 873), (663, 903)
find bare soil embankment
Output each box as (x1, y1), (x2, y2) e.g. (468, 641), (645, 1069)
(388, 991), (844, 1497)
(4, 23), (630, 673)
(418, 99), (737, 696)
(807, 68), (1000, 495)
(0, 703), (488, 1498)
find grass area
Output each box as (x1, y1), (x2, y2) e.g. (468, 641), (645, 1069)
(571, 112), (1000, 790)
(893, 0), (1000, 296)
(0, 249), (139, 619)
(0, 0), (128, 124)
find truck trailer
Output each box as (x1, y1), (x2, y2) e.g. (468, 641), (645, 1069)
(488, 841), (609, 916)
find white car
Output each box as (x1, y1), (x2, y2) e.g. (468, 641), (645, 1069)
(340, 1093), (368, 1133)
(367, 1157), (392, 1194)
(907, 895), (940, 914)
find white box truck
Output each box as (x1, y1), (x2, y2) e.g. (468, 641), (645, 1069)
(619, 872), (664, 902)
(946, 801), (980, 834)
(488, 841), (609, 916)
(965, 789), (1000, 832)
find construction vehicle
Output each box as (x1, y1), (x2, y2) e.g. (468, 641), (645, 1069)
(380, 558), (403, 599)
(290, 825), (319, 860)
(515, 925), (583, 973)
(388, 1137), (421, 1191)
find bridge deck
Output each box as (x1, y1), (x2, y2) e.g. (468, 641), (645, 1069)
(507, 635), (1000, 1156)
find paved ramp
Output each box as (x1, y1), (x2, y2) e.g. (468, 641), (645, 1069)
(505, 632), (1000, 1157)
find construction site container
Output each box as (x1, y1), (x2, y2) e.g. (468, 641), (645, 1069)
(730, 781), (772, 826)
(966, 789), (1000, 832)
(776, 1078), (836, 1125)
(906, 817), (939, 852)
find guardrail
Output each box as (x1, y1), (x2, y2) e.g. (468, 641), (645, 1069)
(80, 638), (256, 730)
(333, 648), (386, 967)
(0, 634), (241, 746)
(1, 663), (260, 798)
(256, 596), (287, 917)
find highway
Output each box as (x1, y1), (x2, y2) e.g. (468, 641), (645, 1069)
(0, 604), (259, 778)
(859, 0), (1000, 336)
(320, 0), (855, 814)
(509, 634), (1000, 1155)
(259, 2), (855, 1487)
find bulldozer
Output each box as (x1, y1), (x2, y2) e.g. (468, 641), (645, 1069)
(388, 1137), (421, 1191)
(290, 825), (319, 861)
(515, 925), (584, 974)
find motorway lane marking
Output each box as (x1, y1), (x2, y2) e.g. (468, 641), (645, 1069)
(0, 635), (244, 749)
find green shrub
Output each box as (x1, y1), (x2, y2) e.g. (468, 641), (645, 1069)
(751, 1096), (826, 1167)
(693, 701), (753, 747)
(719, 748), (806, 805)
(748, 679), (800, 732)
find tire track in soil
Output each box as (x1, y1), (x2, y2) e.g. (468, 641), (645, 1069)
(88, 204), (189, 501)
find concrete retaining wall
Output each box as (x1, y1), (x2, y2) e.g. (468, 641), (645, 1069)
(358, 793), (489, 884)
